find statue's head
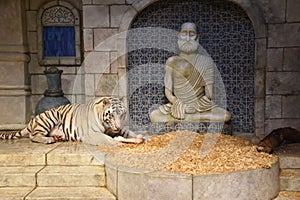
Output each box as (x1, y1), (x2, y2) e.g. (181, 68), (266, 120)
(178, 22), (199, 54)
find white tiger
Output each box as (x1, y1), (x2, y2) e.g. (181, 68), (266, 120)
(0, 97), (143, 145)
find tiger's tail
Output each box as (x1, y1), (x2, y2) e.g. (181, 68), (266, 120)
(0, 128), (29, 140)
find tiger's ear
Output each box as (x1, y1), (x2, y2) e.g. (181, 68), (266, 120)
(102, 97), (110, 106)
(94, 97), (110, 107)
(119, 96), (125, 104)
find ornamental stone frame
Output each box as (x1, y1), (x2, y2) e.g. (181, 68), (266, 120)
(111, 0), (267, 135)
(37, 1), (81, 66)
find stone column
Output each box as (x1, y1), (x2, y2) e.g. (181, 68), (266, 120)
(0, 0), (31, 130)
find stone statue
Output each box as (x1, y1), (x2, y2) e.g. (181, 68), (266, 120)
(150, 22), (231, 122)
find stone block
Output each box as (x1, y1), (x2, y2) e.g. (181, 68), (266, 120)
(110, 52), (125, 73)
(267, 48), (283, 71)
(284, 48), (300, 71)
(58, 66), (77, 74)
(0, 166), (42, 186)
(82, 0), (92, 5)
(84, 74), (95, 96)
(0, 187), (34, 200)
(31, 74), (47, 95)
(61, 74), (77, 95)
(132, 0), (152, 11)
(265, 119), (300, 134)
(255, 38), (267, 70)
(0, 62), (25, 86)
(110, 5), (131, 28)
(31, 94), (42, 114)
(29, 0), (46, 10)
(287, 0), (300, 22)
(266, 72), (300, 95)
(27, 31), (37, 53)
(26, 187), (116, 200)
(268, 24), (300, 47)
(0, 139), (60, 166)
(118, 6), (137, 31)
(93, 0), (125, 4)
(83, 29), (93, 51)
(254, 68), (265, 97)
(276, 144), (300, 169)
(146, 171), (192, 200)
(118, 68), (127, 97)
(266, 95), (282, 119)
(84, 51), (110, 73)
(94, 28), (119, 51)
(117, 166), (153, 200)
(0, 96), (28, 124)
(283, 95), (300, 118)
(46, 142), (104, 166)
(26, 11), (37, 31)
(265, 0), (286, 23)
(95, 74), (118, 96)
(28, 54), (45, 74)
(105, 160), (118, 196)
(280, 169), (300, 191)
(0, 0), (24, 46)
(254, 97), (265, 134)
(193, 162), (279, 200)
(83, 5), (109, 28)
(37, 166), (105, 187)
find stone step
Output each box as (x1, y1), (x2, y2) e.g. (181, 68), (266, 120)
(24, 187), (116, 200)
(0, 187), (34, 200)
(0, 140), (105, 167)
(275, 144), (300, 169)
(46, 142), (106, 166)
(273, 191), (300, 200)
(280, 169), (300, 192)
(37, 166), (106, 187)
(0, 139), (61, 166)
(0, 166), (43, 187)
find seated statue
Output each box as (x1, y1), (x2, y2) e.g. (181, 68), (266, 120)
(150, 22), (231, 123)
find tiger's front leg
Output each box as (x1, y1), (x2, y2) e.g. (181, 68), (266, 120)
(115, 128), (144, 144)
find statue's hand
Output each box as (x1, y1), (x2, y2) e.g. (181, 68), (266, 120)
(185, 105), (196, 114)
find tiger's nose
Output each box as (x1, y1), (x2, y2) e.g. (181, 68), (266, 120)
(114, 125), (121, 131)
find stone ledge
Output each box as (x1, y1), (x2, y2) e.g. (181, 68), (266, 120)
(105, 160), (280, 200)
(280, 169), (300, 192)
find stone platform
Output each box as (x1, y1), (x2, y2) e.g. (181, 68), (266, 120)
(0, 138), (299, 199)
(0, 139), (115, 200)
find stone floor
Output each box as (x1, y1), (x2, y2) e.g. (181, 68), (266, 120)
(0, 138), (299, 200)
(0, 138), (115, 200)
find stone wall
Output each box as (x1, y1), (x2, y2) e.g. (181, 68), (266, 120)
(264, 0), (300, 134)
(0, 0), (30, 129)
(0, 0), (299, 136)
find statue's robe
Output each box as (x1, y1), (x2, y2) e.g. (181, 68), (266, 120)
(159, 54), (216, 120)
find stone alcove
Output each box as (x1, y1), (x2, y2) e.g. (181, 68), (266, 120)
(122, 0), (266, 135)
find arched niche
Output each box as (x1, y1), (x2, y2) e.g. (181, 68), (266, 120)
(120, 0), (266, 134)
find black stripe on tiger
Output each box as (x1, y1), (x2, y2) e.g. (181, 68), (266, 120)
(0, 131), (22, 140)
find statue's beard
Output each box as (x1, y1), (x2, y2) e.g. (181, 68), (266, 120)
(178, 39), (199, 54)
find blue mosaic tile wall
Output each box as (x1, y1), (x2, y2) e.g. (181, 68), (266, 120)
(127, 0), (255, 133)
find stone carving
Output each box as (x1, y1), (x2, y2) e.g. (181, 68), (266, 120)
(150, 22), (231, 122)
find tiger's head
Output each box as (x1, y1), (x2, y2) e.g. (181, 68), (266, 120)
(94, 97), (127, 137)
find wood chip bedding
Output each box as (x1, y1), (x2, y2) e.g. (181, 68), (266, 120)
(99, 131), (277, 175)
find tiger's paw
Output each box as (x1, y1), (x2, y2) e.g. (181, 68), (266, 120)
(53, 135), (63, 142)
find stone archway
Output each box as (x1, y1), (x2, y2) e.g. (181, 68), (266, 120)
(119, 0), (267, 135)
